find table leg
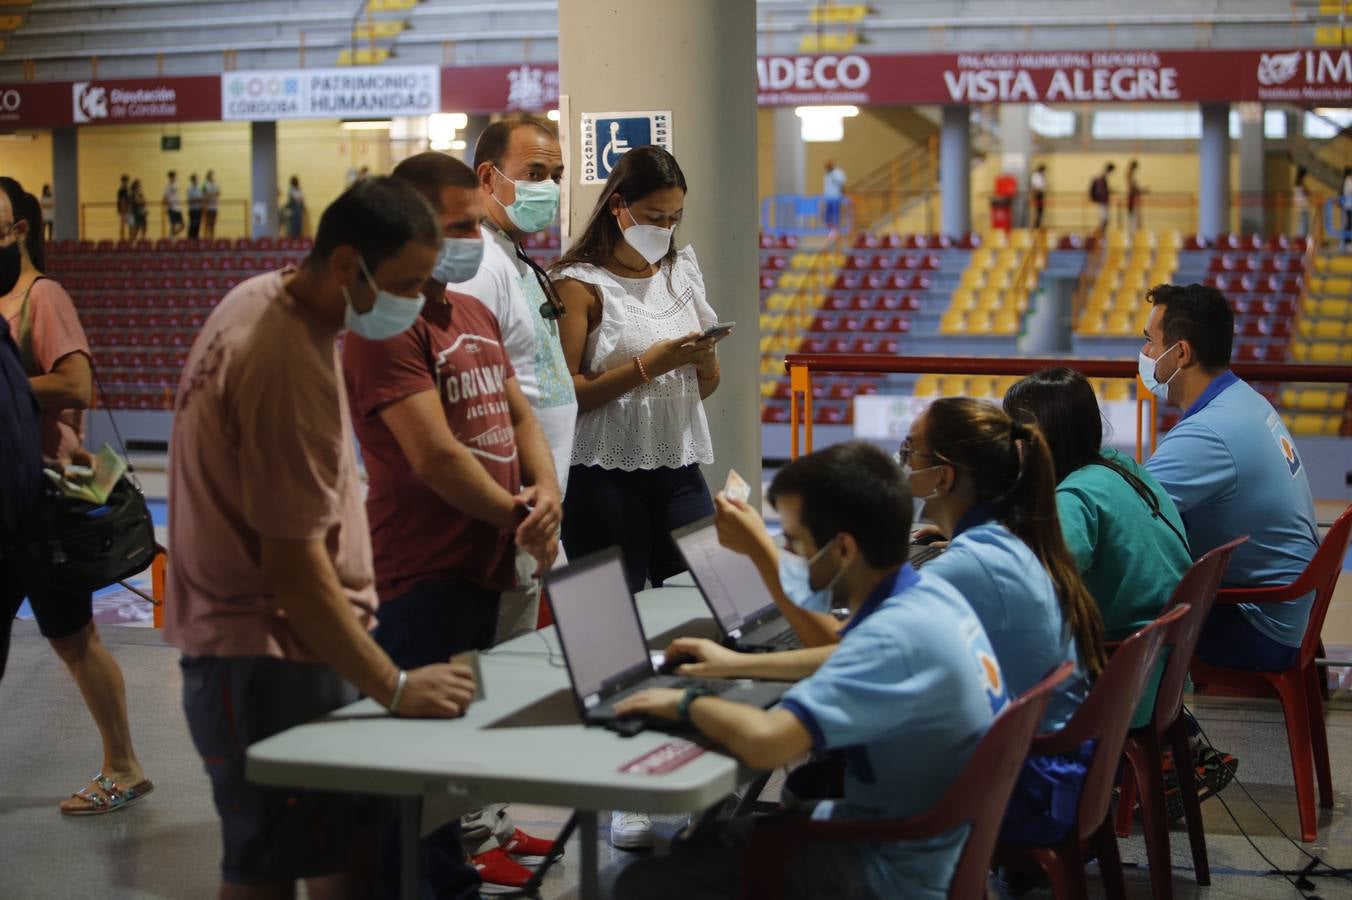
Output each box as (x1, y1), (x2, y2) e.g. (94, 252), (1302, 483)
(578, 809), (599, 900)
(400, 796), (420, 900)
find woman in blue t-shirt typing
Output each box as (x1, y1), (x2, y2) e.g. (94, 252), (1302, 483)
(901, 397), (1106, 845)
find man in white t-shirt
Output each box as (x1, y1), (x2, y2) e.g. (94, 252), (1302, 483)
(822, 159), (847, 229)
(163, 171), (184, 237)
(451, 117), (578, 641)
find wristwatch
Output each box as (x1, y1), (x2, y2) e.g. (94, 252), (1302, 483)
(677, 686), (719, 723)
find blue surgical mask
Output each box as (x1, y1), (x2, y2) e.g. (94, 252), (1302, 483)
(493, 167), (560, 234)
(434, 236), (484, 285)
(1137, 342), (1181, 401)
(777, 536), (843, 613)
(344, 257), (425, 341)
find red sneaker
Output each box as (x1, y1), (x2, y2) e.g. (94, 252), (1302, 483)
(472, 847), (533, 894)
(502, 827), (558, 865)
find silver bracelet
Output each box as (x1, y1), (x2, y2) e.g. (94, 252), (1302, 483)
(389, 670), (408, 714)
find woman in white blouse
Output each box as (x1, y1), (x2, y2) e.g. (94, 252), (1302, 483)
(552, 146), (722, 595)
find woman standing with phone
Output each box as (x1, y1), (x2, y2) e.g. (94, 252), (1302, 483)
(551, 146), (725, 600)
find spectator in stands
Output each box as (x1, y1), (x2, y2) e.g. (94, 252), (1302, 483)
(0, 313), (43, 686)
(40, 184), (54, 241)
(166, 177), (478, 900)
(822, 158), (847, 229)
(1126, 159), (1144, 233)
(1293, 165), (1310, 238)
(1004, 367), (1190, 734)
(130, 179), (148, 240)
(0, 175), (154, 815)
(1341, 166), (1352, 249)
(344, 152), (562, 896)
(186, 173), (203, 240)
(202, 170), (220, 240)
(286, 175), (307, 239)
(116, 174), (131, 241)
(1141, 284), (1319, 672)
(1029, 163), (1047, 229)
(1090, 162), (1114, 236)
(163, 170), (184, 237)
(460, 116), (577, 642)
(612, 442), (1008, 900)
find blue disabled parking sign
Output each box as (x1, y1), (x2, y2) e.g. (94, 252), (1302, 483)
(579, 110), (673, 185)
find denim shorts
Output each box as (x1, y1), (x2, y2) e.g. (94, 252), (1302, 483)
(181, 655), (367, 885)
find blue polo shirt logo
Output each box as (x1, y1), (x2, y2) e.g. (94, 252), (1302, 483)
(977, 648), (1005, 712)
(1267, 413), (1302, 477)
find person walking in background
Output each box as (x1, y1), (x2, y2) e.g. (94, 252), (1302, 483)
(162, 171), (184, 237)
(0, 176), (154, 816)
(286, 175), (306, 239)
(186, 174), (203, 240)
(202, 170), (220, 240)
(1126, 159), (1145, 233)
(1340, 166), (1352, 249)
(1293, 165), (1310, 238)
(822, 158), (847, 230)
(1029, 163), (1047, 229)
(115, 175), (131, 241)
(130, 180), (148, 241)
(1089, 162), (1114, 237)
(40, 185), (54, 242)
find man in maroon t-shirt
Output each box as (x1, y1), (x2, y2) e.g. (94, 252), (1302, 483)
(342, 153), (562, 896)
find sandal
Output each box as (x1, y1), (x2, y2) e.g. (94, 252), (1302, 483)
(60, 774), (155, 816)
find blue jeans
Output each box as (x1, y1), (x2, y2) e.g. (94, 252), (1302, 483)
(562, 464), (714, 594)
(1195, 604), (1300, 672)
(373, 579), (501, 900)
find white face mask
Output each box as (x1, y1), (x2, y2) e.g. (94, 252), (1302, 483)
(1138, 342), (1182, 401)
(343, 256), (425, 341)
(620, 203), (675, 265)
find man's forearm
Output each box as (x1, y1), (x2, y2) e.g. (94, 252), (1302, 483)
(688, 702), (806, 770)
(417, 446), (520, 530)
(512, 409), (559, 492)
(711, 645), (835, 681)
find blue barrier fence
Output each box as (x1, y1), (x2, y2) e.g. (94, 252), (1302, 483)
(761, 194), (854, 236)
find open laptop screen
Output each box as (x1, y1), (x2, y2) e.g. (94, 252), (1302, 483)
(545, 551), (652, 706)
(673, 519), (776, 635)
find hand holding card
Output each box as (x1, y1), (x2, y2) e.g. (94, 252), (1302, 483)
(723, 469), (751, 504)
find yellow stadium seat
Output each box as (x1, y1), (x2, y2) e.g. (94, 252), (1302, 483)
(790, 252), (814, 269)
(1105, 312), (1134, 336)
(970, 248), (995, 270)
(1131, 230), (1157, 249)
(1290, 414), (1326, 435)
(1291, 342), (1310, 362)
(1280, 388), (1300, 409)
(939, 309), (967, 335)
(1077, 313), (1107, 335)
(1328, 256), (1352, 276)
(1315, 25), (1348, 46)
(1102, 380), (1131, 402)
(940, 375), (969, 396)
(993, 376), (1019, 398)
(985, 231), (1009, 249)
(1319, 298), (1350, 318)
(1107, 230), (1129, 249)
(1311, 342), (1342, 363)
(959, 268), (986, 289)
(1323, 416), (1343, 436)
(977, 289), (1005, 312)
(1009, 229), (1032, 250)
(779, 272), (804, 290)
(986, 270), (1013, 291)
(992, 311), (1020, 335)
(914, 374), (942, 398)
(1159, 229), (1182, 249)
(1322, 277), (1352, 296)
(967, 376), (995, 398)
(966, 311), (994, 334)
(1313, 319), (1346, 340)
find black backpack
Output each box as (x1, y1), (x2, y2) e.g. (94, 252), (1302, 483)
(0, 317), (43, 547)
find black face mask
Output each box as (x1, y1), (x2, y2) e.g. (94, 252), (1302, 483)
(0, 241), (21, 297)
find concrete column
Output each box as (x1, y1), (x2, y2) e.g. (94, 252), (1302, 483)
(773, 106), (806, 196)
(1236, 103), (1266, 235)
(462, 113), (491, 166)
(559, 0), (760, 501)
(998, 105), (1033, 227)
(51, 127), (79, 242)
(1199, 102), (1231, 238)
(250, 121), (279, 238)
(940, 105), (971, 235)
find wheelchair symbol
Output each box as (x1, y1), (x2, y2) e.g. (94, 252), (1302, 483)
(602, 121), (632, 174)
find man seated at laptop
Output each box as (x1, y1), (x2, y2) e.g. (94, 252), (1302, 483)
(612, 442), (1008, 900)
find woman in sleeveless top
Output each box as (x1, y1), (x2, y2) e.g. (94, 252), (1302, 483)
(551, 147), (723, 596)
(0, 176), (154, 815)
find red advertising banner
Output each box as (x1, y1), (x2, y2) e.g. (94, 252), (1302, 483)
(2, 49), (1349, 130)
(0, 75), (221, 129)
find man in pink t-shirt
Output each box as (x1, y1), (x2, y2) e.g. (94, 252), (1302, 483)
(167, 177), (478, 899)
(343, 152), (562, 894)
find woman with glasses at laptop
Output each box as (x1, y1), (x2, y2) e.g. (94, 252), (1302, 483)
(550, 146), (723, 596)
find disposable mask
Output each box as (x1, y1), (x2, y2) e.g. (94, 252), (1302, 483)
(434, 236), (484, 285)
(344, 257), (424, 341)
(901, 462), (943, 502)
(493, 167), (560, 234)
(0, 239), (20, 296)
(777, 536), (844, 613)
(621, 204), (675, 265)
(1138, 342), (1181, 401)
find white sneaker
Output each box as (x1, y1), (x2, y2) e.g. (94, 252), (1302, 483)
(609, 810), (654, 850)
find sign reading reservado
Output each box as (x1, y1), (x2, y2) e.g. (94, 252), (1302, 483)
(221, 66), (440, 121)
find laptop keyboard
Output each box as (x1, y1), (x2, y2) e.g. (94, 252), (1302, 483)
(765, 629), (801, 647)
(910, 544), (943, 567)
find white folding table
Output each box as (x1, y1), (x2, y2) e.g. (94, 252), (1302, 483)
(247, 577), (748, 900)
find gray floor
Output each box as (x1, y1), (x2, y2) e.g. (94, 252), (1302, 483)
(2, 620), (1351, 900)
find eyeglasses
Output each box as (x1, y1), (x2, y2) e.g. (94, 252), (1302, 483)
(895, 438), (945, 468)
(515, 242), (566, 321)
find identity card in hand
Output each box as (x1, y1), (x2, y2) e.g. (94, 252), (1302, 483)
(723, 469), (751, 504)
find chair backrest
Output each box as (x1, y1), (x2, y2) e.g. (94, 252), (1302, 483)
(1151, 537), (1248, 732)
(1034, 606), (1186, 841)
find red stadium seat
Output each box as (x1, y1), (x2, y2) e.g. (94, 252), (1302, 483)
(1234, 344), (1262, 362)
(879, 234), (903, 249)
(1264, 343), (1289, 362)
(1241, 320), (1269, 338)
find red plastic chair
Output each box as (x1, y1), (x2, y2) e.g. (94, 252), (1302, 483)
(1190, 503), (1352, 842)
(738, 663), (1075, 900)
(994, 605), (1186, 900)
(1113, 538), (1247, 900)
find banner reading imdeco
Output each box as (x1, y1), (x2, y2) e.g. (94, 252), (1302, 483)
(221, 66), (440, 120)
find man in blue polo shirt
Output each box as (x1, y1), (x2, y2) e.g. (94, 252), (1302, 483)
(610, 442), (1007, 900)
(1141, 282), (1319, 670)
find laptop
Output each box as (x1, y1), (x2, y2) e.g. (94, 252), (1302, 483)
(671, 518), (804, 653)
(543, 548), (789, 726)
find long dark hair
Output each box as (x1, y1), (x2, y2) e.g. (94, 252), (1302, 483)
(923, 397), (1107, 677)
(1003, 367), (1188, 549)
(0, 176), (45, 272)
(550, 145), (686, 275)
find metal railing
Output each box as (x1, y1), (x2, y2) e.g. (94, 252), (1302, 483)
(783, 354), (1352, 462)
(759, 195), (854, 237)
(78, 200), (251, 241)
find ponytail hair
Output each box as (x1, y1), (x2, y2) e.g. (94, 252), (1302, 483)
(924, 397), (1108, 677)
